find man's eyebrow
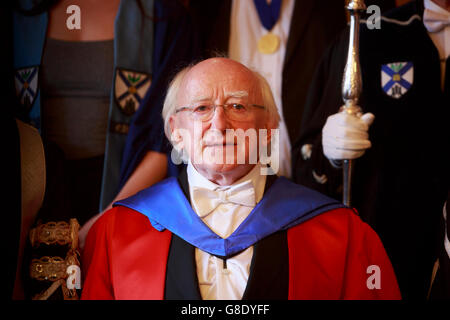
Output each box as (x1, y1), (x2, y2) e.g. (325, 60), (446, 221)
(226, 91), (249, 99)
(190, 91), (248, 103)
(190, 95), (212, 103)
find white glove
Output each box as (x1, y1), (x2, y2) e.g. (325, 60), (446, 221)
(322, 111), (375, 160)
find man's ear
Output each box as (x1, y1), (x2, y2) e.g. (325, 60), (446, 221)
(169, 116), (178, 142)
(261, 119), (275, 148)
(169, 115), (186, 152)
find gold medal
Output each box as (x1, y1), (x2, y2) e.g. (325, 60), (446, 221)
(257, 33), (280, 54)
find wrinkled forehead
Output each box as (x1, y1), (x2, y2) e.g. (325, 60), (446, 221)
(177, 59), (261, 105)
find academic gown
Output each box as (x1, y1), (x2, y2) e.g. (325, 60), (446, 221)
(81, 170), (401, 300)
(292, 1), (449, 299)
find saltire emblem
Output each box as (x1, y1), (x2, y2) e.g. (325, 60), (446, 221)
(381, 62), (413, 99)
(115, 68), (152, 116)
(14, 66), (39, 110)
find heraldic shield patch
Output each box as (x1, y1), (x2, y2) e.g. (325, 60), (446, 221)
(115, 68), (152, 116)
(381, 62), (413, 99)
(15, 66), (39, 110)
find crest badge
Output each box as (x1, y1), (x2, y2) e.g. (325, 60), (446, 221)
(115, 68), (152, 116)
(381, 62), (413, 99)
(14, 66), (39, 110)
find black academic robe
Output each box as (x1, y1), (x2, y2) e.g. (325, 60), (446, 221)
(292, 1), (449, 299)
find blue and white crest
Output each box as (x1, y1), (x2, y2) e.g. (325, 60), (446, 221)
(14, 66), (39, 110)
(114, 68), (152, 116)
(381, 62), (413, 99)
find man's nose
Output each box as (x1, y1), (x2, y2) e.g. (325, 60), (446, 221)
(209, 105), (229, 130)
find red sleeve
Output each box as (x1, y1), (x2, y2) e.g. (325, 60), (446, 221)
(339, 211), (402, 300)
(81, 208), (118, 300)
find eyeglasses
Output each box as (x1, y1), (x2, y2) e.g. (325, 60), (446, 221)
(175, 103), (266, 122)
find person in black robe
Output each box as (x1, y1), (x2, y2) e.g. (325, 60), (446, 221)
(292, 0), (449, 299)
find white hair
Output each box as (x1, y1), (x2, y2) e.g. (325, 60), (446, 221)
(162, 65), (193, 141)
(161, 61), (280, 145)
(252, 70), (280, 130)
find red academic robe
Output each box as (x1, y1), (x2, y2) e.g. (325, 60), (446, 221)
(81, 206), (401, 300)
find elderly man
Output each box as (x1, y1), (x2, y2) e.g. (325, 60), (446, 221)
(81, 58), (400, 300)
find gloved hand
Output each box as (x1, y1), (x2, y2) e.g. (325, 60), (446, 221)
(322, 111), (375, 160)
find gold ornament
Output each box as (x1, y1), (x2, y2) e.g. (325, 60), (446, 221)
(257, 33), (280, 54)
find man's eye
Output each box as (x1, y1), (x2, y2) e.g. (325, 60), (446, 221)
(194, 105), (210, 113)
(231, 104), (246, 111)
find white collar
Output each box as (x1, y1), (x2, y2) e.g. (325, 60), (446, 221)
(424, 0), (450, 17)
(187, 161), (267, 204)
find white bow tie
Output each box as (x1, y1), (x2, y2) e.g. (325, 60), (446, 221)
(424, 8), (450, 33)
(191, 180), (256, 217)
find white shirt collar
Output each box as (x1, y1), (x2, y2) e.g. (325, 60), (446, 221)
(423, 0), (450, 90)
(424, 0), (450, 16)
(187, 161), (267, 204)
